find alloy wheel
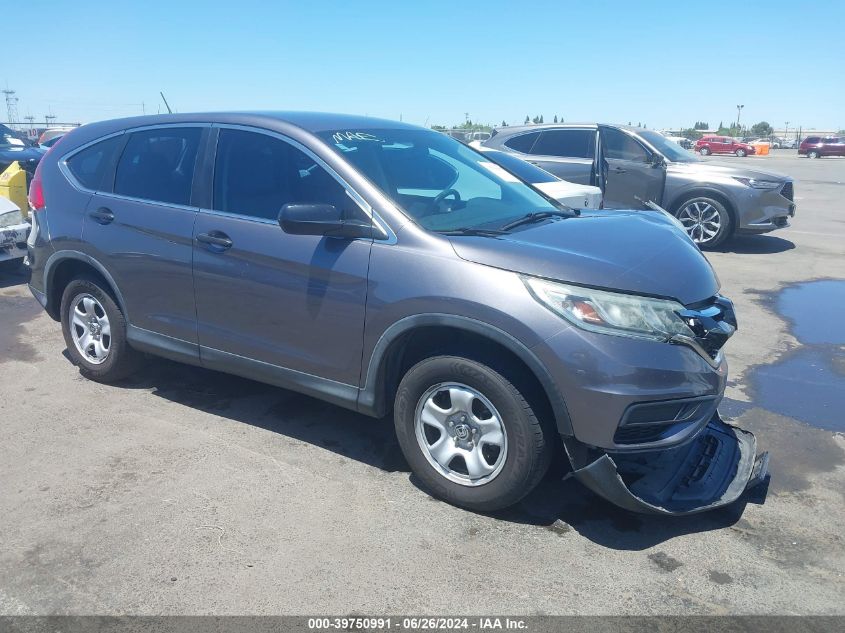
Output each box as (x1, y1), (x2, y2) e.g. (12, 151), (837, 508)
(677, 201), (722, 245)
(69, 293), (111, 364)
(414, 383), (508, 486)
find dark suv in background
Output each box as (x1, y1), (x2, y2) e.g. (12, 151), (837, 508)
(26, 112), (767, 515)
(483, 124), (795, 248)
(799, 136), (845, 158)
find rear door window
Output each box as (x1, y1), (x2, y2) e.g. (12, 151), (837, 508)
(114, 127), (202, 205)
(503, 131), (540, 153)
(66, 135), (125, 191)
(530, 129), (595, 158)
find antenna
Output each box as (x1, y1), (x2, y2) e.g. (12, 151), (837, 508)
(160, 92), (173, 114)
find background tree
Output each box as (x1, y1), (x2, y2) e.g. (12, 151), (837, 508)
(502, 120), (508, 127)
(525, 115), (530, 124)
(750, 121), (773, 136)
(553, 115), (558, 123)
(694, 121), (709, 130)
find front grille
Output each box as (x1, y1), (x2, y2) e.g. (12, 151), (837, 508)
(679, 296), (737, 360)
(781, 181), (793, 201)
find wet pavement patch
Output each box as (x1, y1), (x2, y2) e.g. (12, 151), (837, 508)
(648, 551), (683, 572)
(777, 279), (845, 345)
(708, 570), (733, 585)
(746, 280), (845, 432)
(753, 348), (845, 432)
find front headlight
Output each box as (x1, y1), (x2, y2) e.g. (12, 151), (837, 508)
(733, 177), (782, 190)
(523, 277), (695, 341)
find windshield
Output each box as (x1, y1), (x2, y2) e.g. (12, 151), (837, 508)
(317, 128), (564, 232)
(638, 130), (699, 163)
(480, 149), (558, 184)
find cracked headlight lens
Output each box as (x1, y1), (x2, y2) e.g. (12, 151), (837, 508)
(523, 276), (695, 341)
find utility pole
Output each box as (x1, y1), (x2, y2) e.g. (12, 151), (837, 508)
(784, 121), (789, 139)
(45, 114), (57, 127)
(736, 104), (744, 130)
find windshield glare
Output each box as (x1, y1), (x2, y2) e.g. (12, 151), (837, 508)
(638, 130), (699, 163)
(318, 128), (563, 232)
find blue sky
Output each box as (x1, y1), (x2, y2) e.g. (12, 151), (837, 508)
(7, 0), (844, 130)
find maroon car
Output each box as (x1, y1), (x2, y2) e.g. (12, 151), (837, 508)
(694, 135), (756, 157)
(799, 136), (845, 158)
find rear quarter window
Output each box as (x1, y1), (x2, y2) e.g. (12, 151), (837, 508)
(66, 135), (125, 191)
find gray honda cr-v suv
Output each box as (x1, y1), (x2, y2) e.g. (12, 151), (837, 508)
(26, 112), (768, 514)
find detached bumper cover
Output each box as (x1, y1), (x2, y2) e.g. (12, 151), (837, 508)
(0, 222), (29, 262)
(565, 413), (769, 515)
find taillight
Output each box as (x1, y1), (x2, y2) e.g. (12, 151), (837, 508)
(28, 138), (63, 212)
(28, 159), (45, 211)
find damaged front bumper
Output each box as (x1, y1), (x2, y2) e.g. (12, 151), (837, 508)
(565, 413), (769, 515)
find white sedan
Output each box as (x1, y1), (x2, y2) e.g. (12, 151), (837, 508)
(473, 145), (603, 210)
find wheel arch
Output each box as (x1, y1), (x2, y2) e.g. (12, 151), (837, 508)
(666, 187), (738, 233)
(358, 314), (574, 437)
(43, 251), (127, 322)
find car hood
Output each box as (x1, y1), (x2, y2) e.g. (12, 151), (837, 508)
(449, 211), (718, 305)
(668, 159), (789, 181)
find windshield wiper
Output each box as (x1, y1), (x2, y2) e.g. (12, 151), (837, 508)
(437, 227), (509, 237)
(499, 210), (573, 232)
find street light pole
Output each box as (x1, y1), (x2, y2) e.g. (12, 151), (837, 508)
(784, 121), (789, 138)
(736, 104), (744, 131)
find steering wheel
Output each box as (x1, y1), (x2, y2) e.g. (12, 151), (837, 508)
(430, 188), (461, 212)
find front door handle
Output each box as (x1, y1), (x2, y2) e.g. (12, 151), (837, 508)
(89, 207), (114, 224)
(196, 231), (233, 250)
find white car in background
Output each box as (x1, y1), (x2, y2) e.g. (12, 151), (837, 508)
(473, 144), (603, 209)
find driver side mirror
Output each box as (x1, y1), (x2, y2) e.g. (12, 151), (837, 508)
(651, 153), (666, 167)
(279, 203), (374, 239)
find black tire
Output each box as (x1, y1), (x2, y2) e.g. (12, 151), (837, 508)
(60, 276), (141, 382)
(394, 356), (552, 512)
(699, 147), (711, 156)
(807, 150), (819, 159)
(735, 148), (746, 157)
(674, 196), (733, 250)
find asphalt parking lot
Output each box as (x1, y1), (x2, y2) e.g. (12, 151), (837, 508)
(1, 152), (843, 615)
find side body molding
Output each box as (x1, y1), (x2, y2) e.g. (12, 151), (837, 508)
(358, 313), (574, 436)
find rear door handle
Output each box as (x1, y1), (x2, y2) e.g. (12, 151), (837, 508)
(89, 207), (114, 224)
(196, 231), (233, 250)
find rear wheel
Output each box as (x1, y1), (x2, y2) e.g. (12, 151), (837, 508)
(735, 148), (747, 157)
(60, 276), (141, 382)
(394, 356), (552, 512)
(674, 196), (732, 249)
(699, 147), (711, 156)
(807, 150), (820, 159)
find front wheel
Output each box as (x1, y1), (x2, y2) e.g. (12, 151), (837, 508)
(61, 276), (141, 382)
(699, 147), (711, 156)
(807, 150), (820, 159)
(675, 196), (732, 249)
(735, 148), (747, 157)
(394, 356), (552, 511)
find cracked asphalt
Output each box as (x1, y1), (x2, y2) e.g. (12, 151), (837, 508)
(1, 153), (843, 615)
